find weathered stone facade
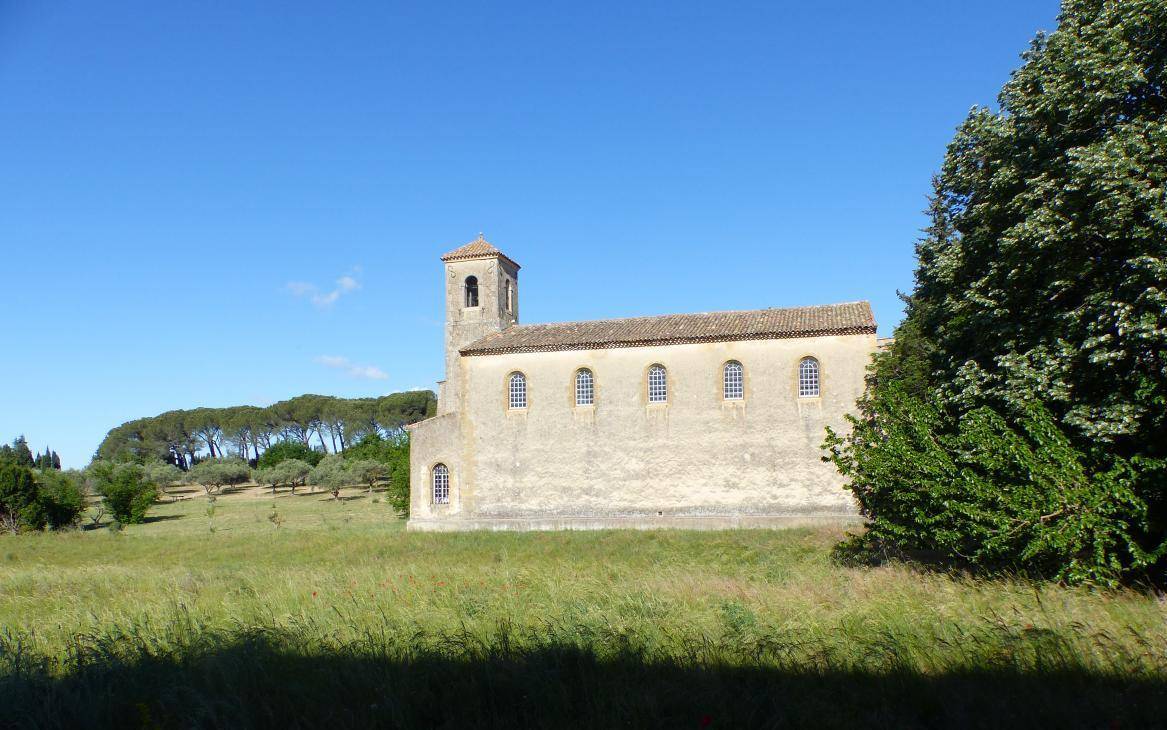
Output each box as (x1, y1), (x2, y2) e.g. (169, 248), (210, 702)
(408, 238), (877, 531)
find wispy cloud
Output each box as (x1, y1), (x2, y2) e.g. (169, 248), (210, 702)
(287, 269), (362, 308)
(314, 355), (388, 381)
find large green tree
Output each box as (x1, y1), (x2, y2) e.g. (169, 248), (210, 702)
(830, 0), (1167, 583)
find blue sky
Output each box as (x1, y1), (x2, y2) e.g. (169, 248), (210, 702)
(0, 1), (1060, 467)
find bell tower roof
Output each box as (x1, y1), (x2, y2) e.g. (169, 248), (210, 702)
(440, 234), (521, 270)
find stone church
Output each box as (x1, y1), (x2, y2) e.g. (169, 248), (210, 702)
(407, 236), (878, 531)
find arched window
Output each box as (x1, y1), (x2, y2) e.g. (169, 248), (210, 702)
(799, 357), (820, 398)
(432, 464), (449, 504)
(505, 279), (514, 313)
(464, 276), (479, 308)
(575, 369), (594, 406)
(509, 372), (527, 409)
(648, 365), (667, 403)
(723, 361), (744, 400)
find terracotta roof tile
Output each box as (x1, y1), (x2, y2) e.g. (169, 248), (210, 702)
(441, 235), (520, 269)
(461, 301), (876, 356)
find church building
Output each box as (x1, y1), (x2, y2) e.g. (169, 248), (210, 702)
(407, 237), (878, 531)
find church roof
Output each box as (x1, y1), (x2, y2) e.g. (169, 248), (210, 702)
(441, 235), (520, 270)
(461, 301), (876, 356)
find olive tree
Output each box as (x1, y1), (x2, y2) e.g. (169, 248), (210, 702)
(308, 454), (350, 500)
(347, 459), (386, 494)
(188, 458), (251, 496)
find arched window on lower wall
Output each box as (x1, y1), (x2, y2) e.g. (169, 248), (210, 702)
(432, 464), (449, 504)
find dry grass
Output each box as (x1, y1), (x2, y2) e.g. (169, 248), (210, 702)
(2, 490), (1165, 728)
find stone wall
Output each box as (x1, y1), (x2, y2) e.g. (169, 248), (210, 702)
(409, 332), (876, 530)
(439, 257), (519, 416)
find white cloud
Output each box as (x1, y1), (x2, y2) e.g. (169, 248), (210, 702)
(349, 365), (389, 380)
(315, 355), (388, 381)
(287, 270), (362, 308)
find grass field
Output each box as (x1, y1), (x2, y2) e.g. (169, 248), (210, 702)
(3, 488), (1167, 728)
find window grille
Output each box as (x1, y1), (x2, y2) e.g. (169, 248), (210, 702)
(465, 276), (479, 308)
(432, 464), (449, 504)
(509, 372), (527, 409)
(575, 369), (594, 406)
(648, 365), (667, 403)
(799, 357), (820, 397)
(724, 361), (744, 400)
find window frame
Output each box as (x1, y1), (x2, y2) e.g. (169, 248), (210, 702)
(723, 360), (744, 401)
(647, 364), (668, 404)
(798, 357), (821, 398)
(508, 371), (528, 410)
(432, 463), (450, 505)
(464, 276), (479, 308)
(575, 368), (595, 407)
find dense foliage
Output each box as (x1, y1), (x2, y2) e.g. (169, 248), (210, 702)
(0, 461), (43, 532)
(342, 432), (410, 516)
(0, 440), (84, 532)
(96, 391), (435, 469)
(828, 0), (1167, 583)
(827, 388), (1150, 583)
(256, 441), (323, 470)
(0, 437), (35, 469)
(33, 469), (86, 530)
(88, 463), (158, 525)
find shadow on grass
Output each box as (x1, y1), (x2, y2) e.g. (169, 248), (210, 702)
(141, 514), (185, 525)
(3, 637), (1163, 729)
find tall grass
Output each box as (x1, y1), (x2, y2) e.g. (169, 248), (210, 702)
(2, 492), (1165, 728)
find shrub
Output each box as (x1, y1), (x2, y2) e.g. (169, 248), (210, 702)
(257, 442), (323, 470)
(89, 463), (157, 525)
(34, 469), (85, 529)
(387, 456), (410, 518)
(0, 462), (45, 532)
(825, 387), (1160, 585)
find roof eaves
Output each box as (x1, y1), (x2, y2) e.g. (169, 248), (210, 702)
(460, 324), (877, 357)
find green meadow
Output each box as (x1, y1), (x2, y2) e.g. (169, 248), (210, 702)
(3, 490), (1166, 728)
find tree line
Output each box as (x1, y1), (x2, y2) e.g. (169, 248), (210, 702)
(0, 436), (61, 471)
(96, 391), (435, 469)
(826, 0), (1166, 584)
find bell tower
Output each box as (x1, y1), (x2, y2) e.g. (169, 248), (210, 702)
(437, 235), (520, 413)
